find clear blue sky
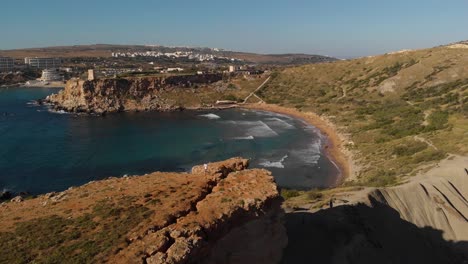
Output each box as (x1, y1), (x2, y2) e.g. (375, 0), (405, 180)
(1, 0), (467, 57)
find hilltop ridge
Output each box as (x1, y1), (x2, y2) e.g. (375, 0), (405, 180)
(0, 44), (337, 65)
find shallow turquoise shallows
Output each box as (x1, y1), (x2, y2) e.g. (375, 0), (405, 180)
(0, 87), (338, 194)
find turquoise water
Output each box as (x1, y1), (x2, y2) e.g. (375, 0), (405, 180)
(0, 87), (338, 195)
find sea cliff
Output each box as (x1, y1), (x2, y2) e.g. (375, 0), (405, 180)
(46, 74), (224, 114)
(0, 158), (287, 264)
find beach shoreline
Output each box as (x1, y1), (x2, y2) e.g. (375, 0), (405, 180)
(241, 103), (357, 186)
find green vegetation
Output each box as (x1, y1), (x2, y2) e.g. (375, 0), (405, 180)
(281, 188), (324, 201)
(392, 140), (427, 156)
(0, 198), (153, 264)
(258, 47), (468, 186)
(222, 94), (242, 102)
(280, 189), (300, 200)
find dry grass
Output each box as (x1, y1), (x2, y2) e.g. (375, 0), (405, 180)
(259, 46), (468, 186)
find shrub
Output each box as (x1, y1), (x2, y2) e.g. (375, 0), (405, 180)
(365, 170), (398, 187)
(222, 94), (239, 101)
(392, 140), (427, 156)
(425, 110), (449, 131)
(281, 189), (300, 200)
(306, 189), (323, 200)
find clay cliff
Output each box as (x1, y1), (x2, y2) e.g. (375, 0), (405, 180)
(0, 158), (287, 264)
(282, 155), (468, 264)
(46, 74), (224, 114)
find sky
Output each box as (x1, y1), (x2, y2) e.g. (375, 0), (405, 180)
(1, 0), (467, 58)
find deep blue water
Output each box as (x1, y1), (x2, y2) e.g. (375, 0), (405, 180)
(0, 87), (339, 195)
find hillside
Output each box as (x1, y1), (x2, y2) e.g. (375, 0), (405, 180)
(257, 45), (468, 186)
(0, 44), (337, 65)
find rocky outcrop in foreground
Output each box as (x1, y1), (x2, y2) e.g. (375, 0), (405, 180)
(46, 74), (223, 113)
(0, 158), (287, 264)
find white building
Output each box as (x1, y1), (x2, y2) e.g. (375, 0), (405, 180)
(228, 65), (235, 73)
(25, 57), (62, 69)
(0, 57), (15, 72)
(41, 69), (62, 81)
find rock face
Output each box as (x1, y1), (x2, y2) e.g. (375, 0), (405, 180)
(46, 74), (223, 113)
(0, 158), (287, 264)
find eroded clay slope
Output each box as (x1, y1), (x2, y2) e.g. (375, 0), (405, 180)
(370, 155), (468, 241)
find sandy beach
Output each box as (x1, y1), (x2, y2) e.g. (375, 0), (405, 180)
(241, 103), (357, 185)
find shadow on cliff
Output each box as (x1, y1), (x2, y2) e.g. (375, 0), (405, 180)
(281, 197), (468, 264)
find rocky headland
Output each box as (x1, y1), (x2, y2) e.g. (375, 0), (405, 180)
(0, 158), (287, 264)
(45, 74), (225, 114)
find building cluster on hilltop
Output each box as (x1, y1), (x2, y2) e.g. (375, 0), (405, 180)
(111, 50), (240, 62)
(0, 52), (266, 85)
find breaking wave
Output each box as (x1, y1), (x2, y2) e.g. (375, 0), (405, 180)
(290, 140), (322, 165)
(231, 136), (255, 140)
(223, 121), (278, 137)
(199, 113), (221, 119)
(259, 155), (288, 168)
(48, 109), (69, 114)
(264, 117), (294, 129)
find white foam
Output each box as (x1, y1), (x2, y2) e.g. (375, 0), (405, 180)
(48, 109), (68, 114)
(223, 121), (278, 137)
(199, 113), (221, 119)
(264, 117), (294, 129)
(247, 110), (293, 120)
(26, 101), (39, 106)
(291, 141), (322, 165)
(231, 136), (255, 140)
(259, 155), (288, 168)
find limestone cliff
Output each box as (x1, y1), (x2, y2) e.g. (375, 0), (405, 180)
(46, 74), (224, 113)
(0, 158), (287, 264)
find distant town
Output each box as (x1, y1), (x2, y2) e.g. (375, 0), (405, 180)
(0, 45), (337, 87)
(1, 53), (266, 87)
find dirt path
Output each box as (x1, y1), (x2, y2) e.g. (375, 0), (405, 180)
(414, 135), (438, 150)
(243, 76), (270, 103)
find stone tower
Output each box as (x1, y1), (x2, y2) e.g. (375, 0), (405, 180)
(88, 69), (95, 81)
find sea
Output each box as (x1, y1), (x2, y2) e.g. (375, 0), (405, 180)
(0, 87), (339, 195)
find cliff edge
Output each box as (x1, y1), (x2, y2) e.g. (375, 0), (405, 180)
(46, 74), (224, 114)
(0, 158), (287, 264)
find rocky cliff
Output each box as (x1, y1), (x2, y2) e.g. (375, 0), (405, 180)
(0, 158), (287, 264)
(46, 74), (224, 113)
